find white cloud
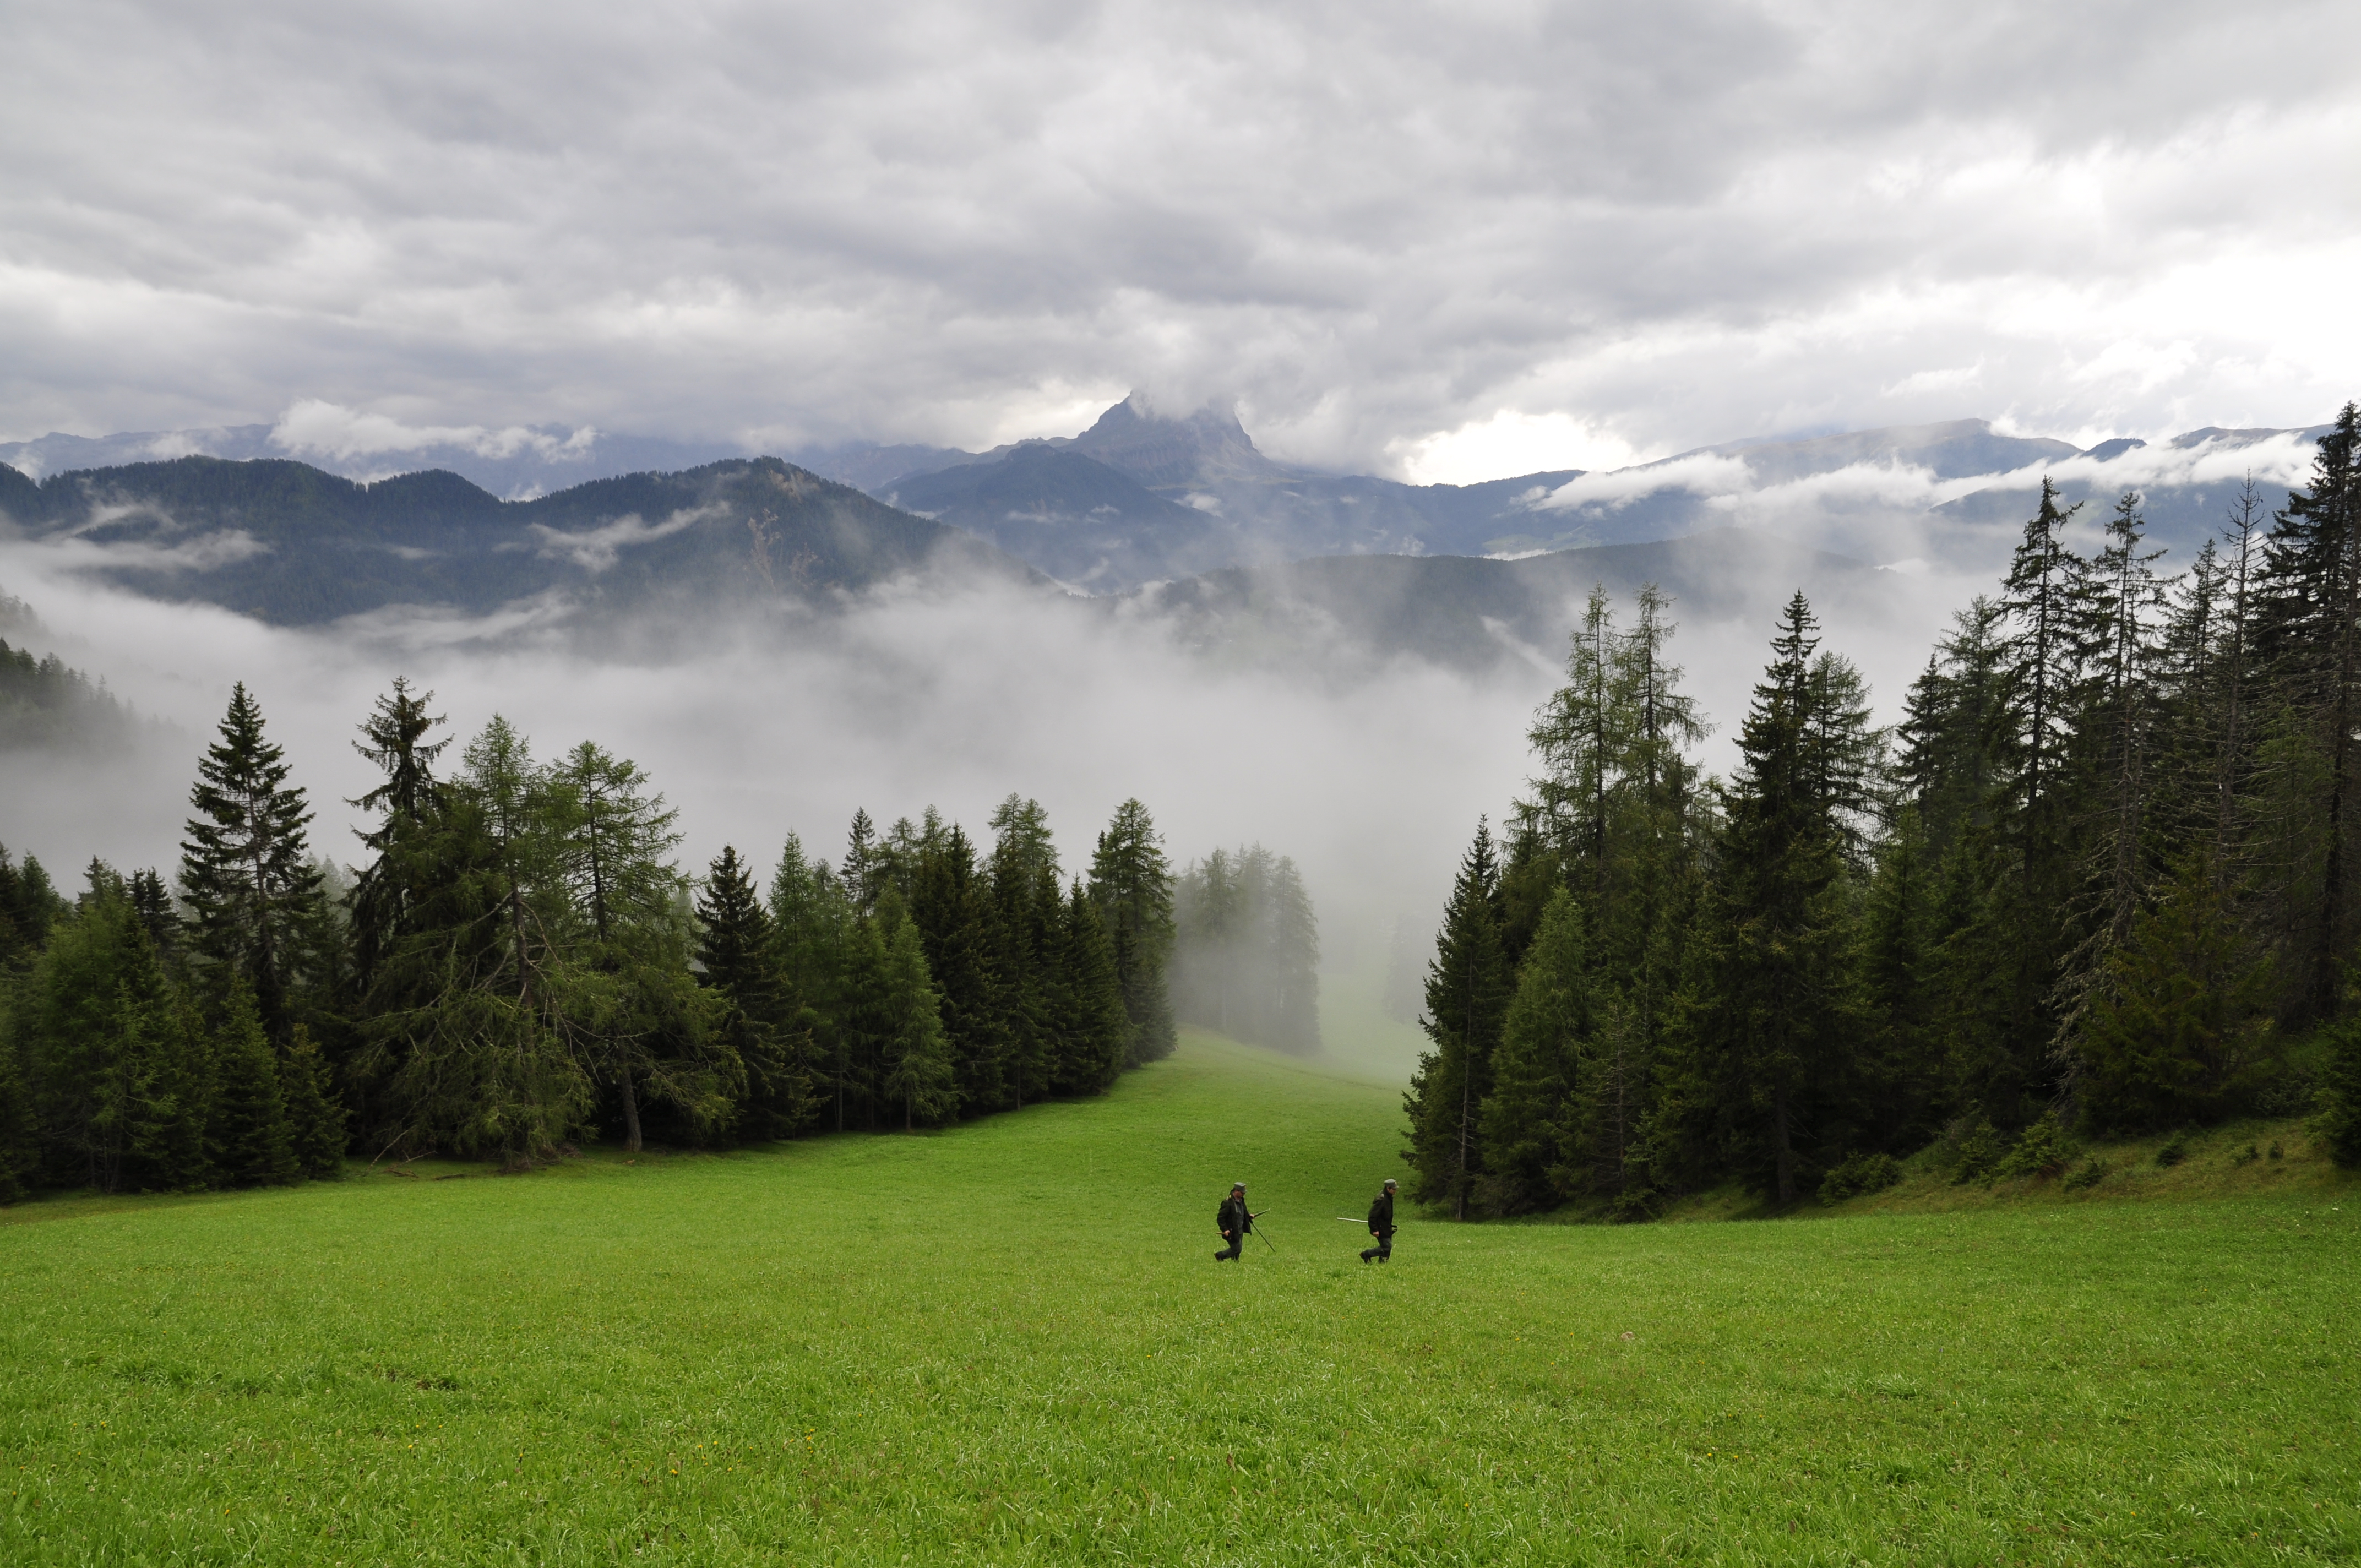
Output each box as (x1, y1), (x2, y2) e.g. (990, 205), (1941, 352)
(1392, 410), (1653, 487)
(526, 505), (716, 571)
(1536, 452), (1756, 511)
(31, 527), (271, 575)
(269, 399), (600, 464)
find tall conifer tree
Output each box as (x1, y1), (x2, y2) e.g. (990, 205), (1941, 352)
(349, 678), (450, 998)
(878, 914), (957, 1129)
(1671, 594), (1864, 1205)
(209, 981), (298, 1187)
(2256, 403), (2361, 1021)
(1089, 799), (1178, 1065)
(1481, 887), (1594, 1212)
(698, 845), (815, 1139)
(179, 683), (323, 1041)
(1404, 821), (1511, 1218)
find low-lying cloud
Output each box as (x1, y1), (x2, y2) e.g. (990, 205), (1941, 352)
(527, 505), (717, 571)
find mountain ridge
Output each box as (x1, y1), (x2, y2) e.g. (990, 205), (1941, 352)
(0, 454), (1038, 625)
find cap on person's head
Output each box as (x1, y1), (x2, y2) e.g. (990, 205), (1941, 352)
(1383, 1178), (1397, 1189)
(1231, 1182), (1245, 1193)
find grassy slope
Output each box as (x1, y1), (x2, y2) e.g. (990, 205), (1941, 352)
(1, 1030), (2355, 1565)
(1659, 1116), (2354, 1224)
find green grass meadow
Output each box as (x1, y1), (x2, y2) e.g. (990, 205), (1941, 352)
(4, 1029), (2359, 1565)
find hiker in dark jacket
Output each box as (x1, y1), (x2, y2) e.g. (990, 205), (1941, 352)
(1215, 1182), (1255, 1261)
(1360, 1178), (1397, 1263)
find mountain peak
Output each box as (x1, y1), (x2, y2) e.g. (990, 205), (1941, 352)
(1071, 395), (1283, 488)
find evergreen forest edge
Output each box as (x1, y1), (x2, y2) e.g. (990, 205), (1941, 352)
(0, 682), (1321, 1199)
(1405, 402), (2361, 1215)
(11, 402), (2361, 1217)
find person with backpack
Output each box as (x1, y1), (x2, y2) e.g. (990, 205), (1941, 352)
(1215, 1181), (1257, 1261)
(1360, 1177), (1397, 1263)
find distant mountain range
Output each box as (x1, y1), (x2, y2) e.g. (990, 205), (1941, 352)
(828, 397), (2330, 587)
(0, 398), (2334, 683)
(0, 456), (1034, 625)
(0, 420), (749, 502)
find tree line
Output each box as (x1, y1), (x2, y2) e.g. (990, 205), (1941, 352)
(0, 681), (1185, 1200)
(0, 627), (140, 751)
(1171, 845), (1321, 1055)
(1407, 403), (2361, 1216)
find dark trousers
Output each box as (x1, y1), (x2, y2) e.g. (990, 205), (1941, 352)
(1361, 1231), (1394, 1262)
(1215, 1230), (1244, 1260)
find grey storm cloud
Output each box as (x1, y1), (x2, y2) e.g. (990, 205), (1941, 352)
(3, 0), (2357, 473)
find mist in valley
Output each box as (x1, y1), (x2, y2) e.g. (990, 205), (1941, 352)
(0, 456), (2104, 1082)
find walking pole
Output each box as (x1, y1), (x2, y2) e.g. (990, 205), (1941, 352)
(1253, 1212), (1277, 1252)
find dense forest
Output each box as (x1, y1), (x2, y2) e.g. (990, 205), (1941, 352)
(0, 606), (142, 752)
(1171, 846), (1321, 1054)
(1407, 402), (2361, 1216)
(0, 681), (1193, 1200)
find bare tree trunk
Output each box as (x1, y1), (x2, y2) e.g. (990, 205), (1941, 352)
(619, 1068), (643, 1153)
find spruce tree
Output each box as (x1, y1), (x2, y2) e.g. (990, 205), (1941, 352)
(1671, 593), (1864, 1204)
(349, 678), (450, 997)
(2317, 1009), (2361, 1168)
(132, 991), (216, 1191)
(1088, 799), (1177, 1065)
(1403, 821), (1511, 1217)
(1171, 847), (1240, 1036)
(878, 914), (957, 1129)
(1264, 856), (1321, 1053)
(910, 825), (1009, 1113)
(843, 809), (881, 916)
(0, 845), (65, 964)
(2077, 854), (2275, 1132)
(21, 887), (188, 1193)
(1898, 599), (2006, 856)
(126, 868), (178, 963)
(1480, 887), (1592, 1213)
(209, 982), (298, 1187)
(769, 836), (851, 1131)
(277, 1023), (346, 1178)
(2255, 403), (2361, 1022)
(179, 683), (324, 1041)
(1859, 808), (1941, 1144)
(0, 1022), (34, 1203)
(837, 915), (892, 1129)
(1978, 482), (2101, 1126)
(988, 798), (1061, 1107)
(698, 845), (815, 1139)
(1053, 880), (1130, 1094)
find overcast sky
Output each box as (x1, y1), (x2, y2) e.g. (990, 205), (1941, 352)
(5, 0), (2357, 481)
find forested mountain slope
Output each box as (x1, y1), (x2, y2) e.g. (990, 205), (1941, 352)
(0, 455), (1039, 625)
